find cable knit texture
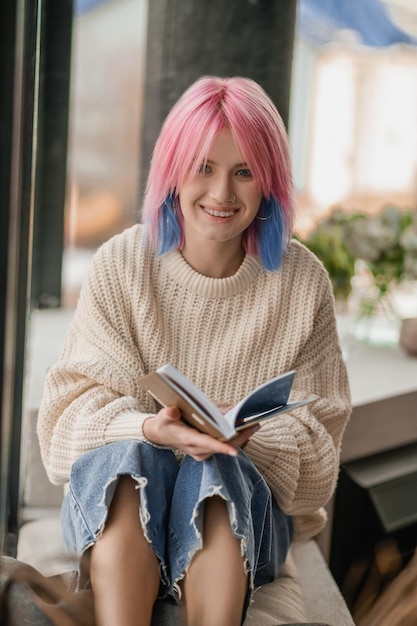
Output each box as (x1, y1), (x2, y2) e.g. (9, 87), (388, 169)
(37, 224), (351, 541)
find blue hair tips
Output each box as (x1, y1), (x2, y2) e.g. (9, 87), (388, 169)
(258, 197), (285, 271)
(158, 194), (182, 254)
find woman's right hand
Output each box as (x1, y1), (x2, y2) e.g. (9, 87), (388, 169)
(142, 407), (258, 462)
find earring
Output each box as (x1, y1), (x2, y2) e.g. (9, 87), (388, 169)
(257, 197), (273, 220)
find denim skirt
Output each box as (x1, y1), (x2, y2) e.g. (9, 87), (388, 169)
(61, 440), (293, 614)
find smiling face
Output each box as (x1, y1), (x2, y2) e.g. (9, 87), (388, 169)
(178, 128), (262, 257)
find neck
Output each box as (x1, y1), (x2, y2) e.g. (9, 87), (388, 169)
(181, 240), (245, 278)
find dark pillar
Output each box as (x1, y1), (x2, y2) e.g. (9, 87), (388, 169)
(31, 0), (73, 308)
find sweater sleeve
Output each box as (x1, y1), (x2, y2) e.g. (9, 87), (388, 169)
(244, 269), (351, 525)
(37, 236), (157, 485)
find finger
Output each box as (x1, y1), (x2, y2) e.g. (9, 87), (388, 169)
(189, 452), (213, 462)
(164, 406), (182, 420)
(158, 409), (241, 458)
(187, 434), (239, 458)
(176, 427), (239, 459)
(231, 424), (261, 448)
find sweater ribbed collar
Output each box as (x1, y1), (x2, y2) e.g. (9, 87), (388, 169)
(161, 250), (262, 299)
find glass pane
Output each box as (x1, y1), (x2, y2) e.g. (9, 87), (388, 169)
(63, 0), (148, 308)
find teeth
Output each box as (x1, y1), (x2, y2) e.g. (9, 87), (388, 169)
(203, 207), (236, 218)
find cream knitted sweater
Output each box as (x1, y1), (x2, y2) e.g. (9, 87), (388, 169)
(37, 224), (351, 541)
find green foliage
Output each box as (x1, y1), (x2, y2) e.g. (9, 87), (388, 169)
(299, 206), (417, 301)
(297, 209), (357, 300)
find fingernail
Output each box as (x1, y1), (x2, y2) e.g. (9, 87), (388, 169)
(229, 450), (238, 457)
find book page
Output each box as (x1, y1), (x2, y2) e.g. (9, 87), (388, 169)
(224, 371), (296, 426)
(234, 397), (318, 430)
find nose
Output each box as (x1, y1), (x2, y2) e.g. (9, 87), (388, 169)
(209, 173), (234, 205)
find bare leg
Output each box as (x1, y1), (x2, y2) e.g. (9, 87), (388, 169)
(89, 475), (160, 626)
(184, 496), (248, 626)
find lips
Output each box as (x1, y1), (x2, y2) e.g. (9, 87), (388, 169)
(202, 206), (238, 218)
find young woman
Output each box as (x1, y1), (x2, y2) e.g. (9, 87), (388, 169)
(37, 76), (351, 626)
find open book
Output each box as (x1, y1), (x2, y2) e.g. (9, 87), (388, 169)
(139, 364), (317, 441)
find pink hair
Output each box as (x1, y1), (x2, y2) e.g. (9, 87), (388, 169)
(142, 76), (295, 255)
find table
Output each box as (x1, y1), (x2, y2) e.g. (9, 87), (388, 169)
(342, 341), (417, 463)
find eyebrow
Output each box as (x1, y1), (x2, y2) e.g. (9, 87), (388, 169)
(204, 159), (249, 168)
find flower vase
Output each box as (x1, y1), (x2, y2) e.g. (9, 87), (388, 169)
(352, 287), (401, 347)
(399, 318), (417, 356)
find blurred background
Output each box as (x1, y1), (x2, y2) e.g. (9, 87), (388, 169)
(63, 0), (417, 320)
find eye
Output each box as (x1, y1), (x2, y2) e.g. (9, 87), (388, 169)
(198, 163), (212, 175)
(236, 168), (252, 178)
